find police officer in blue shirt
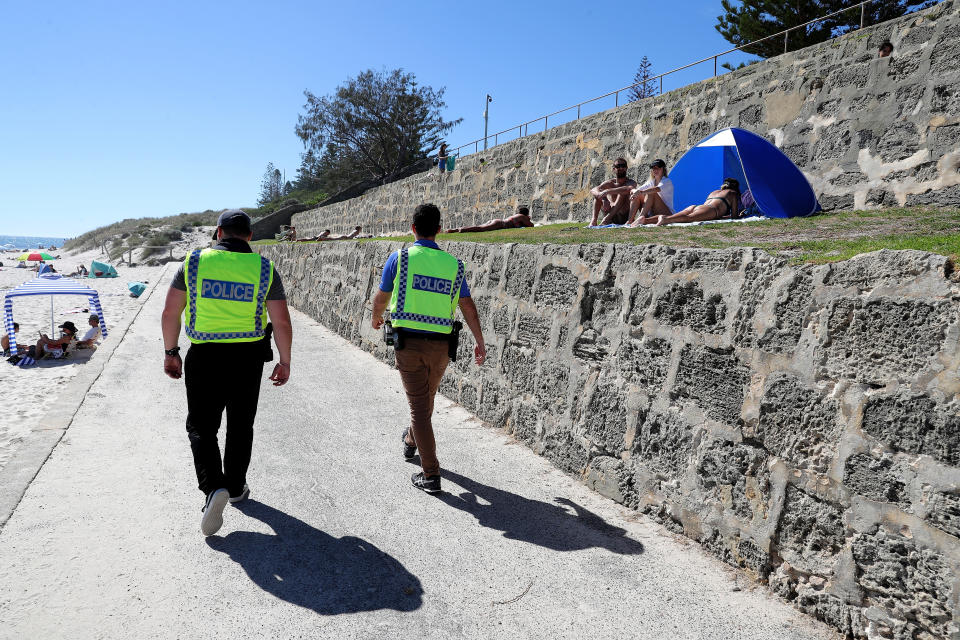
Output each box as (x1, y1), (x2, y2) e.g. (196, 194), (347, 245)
(371, 203), (486, 494)
(161, 210), (293, 536)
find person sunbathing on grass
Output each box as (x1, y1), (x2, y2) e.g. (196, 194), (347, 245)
(446, 206), (534, 233)
(653, 178), (741, 227)
(296, 227), (363, 242)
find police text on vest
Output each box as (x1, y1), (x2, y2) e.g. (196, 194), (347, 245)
(200, 279), (255, 302)
(411, 274), (452, 295)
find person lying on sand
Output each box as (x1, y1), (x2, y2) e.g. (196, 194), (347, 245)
(446, 206), (534, 233)
(650, 178), (741, 227)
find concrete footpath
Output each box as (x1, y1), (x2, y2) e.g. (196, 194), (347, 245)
(0, 270), (840, 640)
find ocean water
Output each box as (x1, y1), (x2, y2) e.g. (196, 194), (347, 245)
(0, 235), (67, 250)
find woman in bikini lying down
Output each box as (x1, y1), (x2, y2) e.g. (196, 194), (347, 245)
(446, 206), (534, 233)
(654, 178), (741, 226)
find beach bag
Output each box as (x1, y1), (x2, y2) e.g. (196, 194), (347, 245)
(128, 282), (147, 297)
(740, 189), (760, 218)
(446, 156), (456, 171)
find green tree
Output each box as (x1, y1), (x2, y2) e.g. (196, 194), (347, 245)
(715, 0), (937, 58)
(628, 56), (658, 102)
(258, 162), (283, 205)
(295, 68), (461, 192)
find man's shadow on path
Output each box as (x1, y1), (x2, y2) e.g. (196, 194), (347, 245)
(206, 500), (423, 615)
(434, 468), (644, 555)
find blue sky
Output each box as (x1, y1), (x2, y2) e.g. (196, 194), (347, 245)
(0, 1), (753, 237)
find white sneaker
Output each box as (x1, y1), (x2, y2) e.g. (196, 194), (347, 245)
(229, 484), (250, 504)
(200, 488), (229, 536)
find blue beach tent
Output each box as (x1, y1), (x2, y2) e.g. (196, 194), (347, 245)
(670, 128), (820, 218)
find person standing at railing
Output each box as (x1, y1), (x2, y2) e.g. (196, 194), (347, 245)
(437, 143), (448, 174)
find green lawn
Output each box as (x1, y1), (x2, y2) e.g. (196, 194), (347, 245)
(255, 207), (960, 265)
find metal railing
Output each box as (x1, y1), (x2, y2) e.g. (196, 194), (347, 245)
(445, 0), (878, 158)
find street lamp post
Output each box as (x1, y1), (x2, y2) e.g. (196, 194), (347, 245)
(483, 94), (492, 151)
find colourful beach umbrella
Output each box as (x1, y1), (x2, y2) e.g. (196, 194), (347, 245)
(17, 252), (56, 261)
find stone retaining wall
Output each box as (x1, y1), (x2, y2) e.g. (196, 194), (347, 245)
(293, 0), (960, 237)
(261, 240), (960, 639)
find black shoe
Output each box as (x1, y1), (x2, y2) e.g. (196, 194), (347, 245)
(401, 429), (417, 459)
(411, 472), (441, 494)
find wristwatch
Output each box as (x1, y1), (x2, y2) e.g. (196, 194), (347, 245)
(164, 346), (181, 356)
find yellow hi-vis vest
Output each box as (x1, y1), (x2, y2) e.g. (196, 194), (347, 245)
(388, 245), (465, 334)
(183, 248), (274, 344)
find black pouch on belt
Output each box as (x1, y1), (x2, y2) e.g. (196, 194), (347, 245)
(448, 321), (462, 361)
(261, 322), (274, 362)
(394, 327), (406, 351)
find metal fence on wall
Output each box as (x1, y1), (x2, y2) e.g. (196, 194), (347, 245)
(445, 0), (881, 158)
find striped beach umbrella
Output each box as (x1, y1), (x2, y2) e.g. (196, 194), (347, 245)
(3, 274), (107, 353)
(17, 252), (56, 261)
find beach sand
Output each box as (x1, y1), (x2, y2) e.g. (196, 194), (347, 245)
(0, 229), (212, 471)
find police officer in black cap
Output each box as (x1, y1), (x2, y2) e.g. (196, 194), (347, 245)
(161, 209), (293, 536)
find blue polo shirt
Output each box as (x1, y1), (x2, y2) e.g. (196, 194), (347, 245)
(380, 239), (470, 335)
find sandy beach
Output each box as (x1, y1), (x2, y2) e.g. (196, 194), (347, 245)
(0, 229), (212, 471)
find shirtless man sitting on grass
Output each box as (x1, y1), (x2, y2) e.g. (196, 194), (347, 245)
(589, 158), (637, 226)
(446, 206), (534, 233)
(653, 178), (741, 227)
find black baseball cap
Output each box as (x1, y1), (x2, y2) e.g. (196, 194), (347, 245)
(649, 159), (667, 169)
(58, 321), (78, 334)
(212, 209), (252, 240)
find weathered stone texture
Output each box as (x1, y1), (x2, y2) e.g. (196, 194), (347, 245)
(616, 335), (670, 391)
(756, 376), (840, 473)
(696, 440), (769, 521)
(861, 393), (960, 467)
(776, 485), (846, 572)
(583, 382), (629, 455)
(674, 345), (748, 426)
(653, 282), (726, 334)
(533, 265), (579, 309)
(852, 528), (955, 640)
(820, 298), (951, 384)
(757, 271), (813, 353)
(632, 409), (695, 481)
(843, 453), (908, 505)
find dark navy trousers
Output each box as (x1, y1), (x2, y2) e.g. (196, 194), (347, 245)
(184, 342), (264, 496)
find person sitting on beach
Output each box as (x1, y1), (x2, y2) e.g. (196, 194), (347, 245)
(76, 314), (101, 349)
(35, 321), (78, 359)
(652, 178), (741, 227)
(446, 206), (534, 233)
(1, 323), (27, 356)
(589, 158), (637, 226)
(627, 159), (675, 226)
(69, 264), (88, 277)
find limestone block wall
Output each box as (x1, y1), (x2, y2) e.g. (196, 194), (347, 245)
(261, 240), (960, 639)
(293, 0), (960, 237)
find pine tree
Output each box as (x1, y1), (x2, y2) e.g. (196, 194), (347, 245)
(629, 56), (658, 102)
(716, 0), (937, 59)
(257, 162), (284, 205)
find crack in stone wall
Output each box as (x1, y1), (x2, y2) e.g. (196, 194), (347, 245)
(262, 235), (960, 638)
